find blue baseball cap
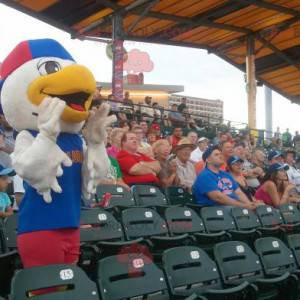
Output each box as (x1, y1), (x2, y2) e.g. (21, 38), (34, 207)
(268, 150), (283, 161)
(202, 145), (220, 162)
(227, 155), (244, 166)
(0, 165), (16, 176)
(268, 163), (289, 173)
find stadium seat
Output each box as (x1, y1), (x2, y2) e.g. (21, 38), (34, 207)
(95, 184), (136, 208)
(164, 206), (205, 237)
(122, 207), (190, 255)
(255, 205), (284, 238)
(97, 253), (170, 300)
(132, 185), (169, 207)
(193, 207), (232, 252)
(278, 204), (300, 233)
(10, 264), (99, 300)
(0, 221), (6, 254)
(214, 241), (295, 300)
(230, 207), (261, 243)
(164, 187), (194, 206)
(162, 246), (253, 299)
(287, 234), (300, 267)
(3, 213), (18, 250)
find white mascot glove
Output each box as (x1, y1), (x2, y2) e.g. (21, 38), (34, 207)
(82, 103), (117, 200)
(12, 97), (72, 203)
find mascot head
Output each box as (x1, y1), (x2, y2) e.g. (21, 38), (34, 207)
(0, 39), (96, 133)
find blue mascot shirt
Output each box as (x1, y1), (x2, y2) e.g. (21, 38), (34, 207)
(18, 131), (83, 234)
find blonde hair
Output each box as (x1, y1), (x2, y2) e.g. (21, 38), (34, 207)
(110, 128), (125, 143)
(152, 139), (170, 155)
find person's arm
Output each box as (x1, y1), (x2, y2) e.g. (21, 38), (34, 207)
(129, 162), (156, 176)
(116, 178), (131, 191)
(206, 191), (250, 208)
(235, 188), (253, 205)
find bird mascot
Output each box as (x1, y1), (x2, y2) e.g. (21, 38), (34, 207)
(0, 39), (115, 268)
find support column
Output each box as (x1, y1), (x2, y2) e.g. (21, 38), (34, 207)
(246, 36), (257, 129)
(265, 86), (273, 139)
(112, 14), (124, 102)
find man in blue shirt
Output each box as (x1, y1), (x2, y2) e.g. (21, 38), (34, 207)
(193, 146), (256, 209)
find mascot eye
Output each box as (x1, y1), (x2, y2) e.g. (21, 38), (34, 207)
(38, 61), (61, 75)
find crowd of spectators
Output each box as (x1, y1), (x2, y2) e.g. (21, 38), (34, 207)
(1, 89), (300, 216)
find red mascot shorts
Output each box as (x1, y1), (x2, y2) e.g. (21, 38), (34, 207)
(17, 228), (80, 268)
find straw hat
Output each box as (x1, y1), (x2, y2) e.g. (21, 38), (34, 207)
(173, 138), (197, 153)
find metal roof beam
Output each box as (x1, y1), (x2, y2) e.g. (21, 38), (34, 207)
(235, 0), (300, 16)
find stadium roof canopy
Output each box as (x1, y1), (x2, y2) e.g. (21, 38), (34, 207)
(3, 0), (300, 103)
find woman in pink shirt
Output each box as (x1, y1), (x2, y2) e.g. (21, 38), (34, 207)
(255, 163), (295, 207)
(106, 128), (125, 158)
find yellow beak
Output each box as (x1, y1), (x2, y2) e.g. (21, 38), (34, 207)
(27, 64), (96, 123)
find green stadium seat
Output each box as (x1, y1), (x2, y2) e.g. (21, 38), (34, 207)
(287, 234), (300, 268)
(193, 207), (232, 253)
(97, 254), (170, 300)
(278, 204), (300, 233)
(10, 264), (99, 300)
(164, 206), (205, 236)
(162, 246), (253, 299)
(230, 207), (261, 244)
(255, 205), (284, 238)
(3, 213), (18, 250)
(122, 207), (190, 255)
(214, 241), (295, 300)
(95, 184), (136, 209)
(132, 185), (169, 207)
(165, 186), (194, 206)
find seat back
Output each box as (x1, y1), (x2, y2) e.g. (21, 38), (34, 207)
(98, 254), (169, 300)
(201, 207), (236, 233)
(10, 264), (99, 300)
(163, 246), (222, 294)
(214, 241), (263, 285)
(133, 185), (168, 206)
(279, 203), (300, 225)
(165, 206), (204, 235)
(165, 187), (194, 205)
(0, 220), (6, 253)
(3, 213), (18, 249)
(122, 208), (168, 240)
(256, 205), (282, 228)
(96, 185), (136, 208)
(255, 237), (296, 276)
(231, 207), (260, 231)
(287, 233), (300, 267)
(80, 209), (123, 242)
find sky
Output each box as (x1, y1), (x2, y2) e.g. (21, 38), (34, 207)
(0, 3), (300, 133)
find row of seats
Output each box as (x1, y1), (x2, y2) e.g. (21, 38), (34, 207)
(5, 235), (300, 300)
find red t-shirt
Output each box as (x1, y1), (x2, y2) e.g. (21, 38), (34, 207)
(117, 150), (159, 185)
(169, 135), (181, 148)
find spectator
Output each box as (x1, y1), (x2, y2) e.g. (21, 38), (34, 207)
(97, 156), (130, 191)
(107, 128), (125, 158)
(227, 156), (259, 202)
(274, 127), (281, 139)
(293, 131), (300, 152)
(147, 130), (157, 146)
(187, 131), (198, 146)
(119, 120), (130, 131)
(282, 128), (292, 147)
(251, 149), (267, 170)
(152, 102), (162, 120)
(168, 127), (183, 148)
(123, 91), (133, 106)
(132, 125), (153, 158)
(220, 141), (234, 170)
(0, 116), (15, 167)
(13, 174), (25, 209)
(106, 127), (113, 147)
(190, 137), (208, 163)
(284, 150), (300, 193)
(255, 163), (295, 207)
(177, 97), (187, 113)
(140, 121), (149, 138)
(268, 150), (284, 165)
(0, 165), (16, 218)
(150, 123), (162, 140)
(168, 104), (185, 127)
(193, 146), (256, 209)
(152, 139), (179, 188)
(172, 138), (197, 193)
(141, 96), (154, 121)
(117, 132), (161, 185)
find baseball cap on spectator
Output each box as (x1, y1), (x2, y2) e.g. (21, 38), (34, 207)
(198, 137), (208, 143)
(151, 123), (160, 131)
(268, 150), (283, 161)
(227, 155), (244, 166)
(296, 156), (300, 164)
(173, 138), (196, 154)
(0, 165), (16, 176)
(268, 163), (289, 173)
(202, 145), (219, 162)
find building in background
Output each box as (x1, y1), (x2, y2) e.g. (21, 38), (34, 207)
(169, 94), (223, 124)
